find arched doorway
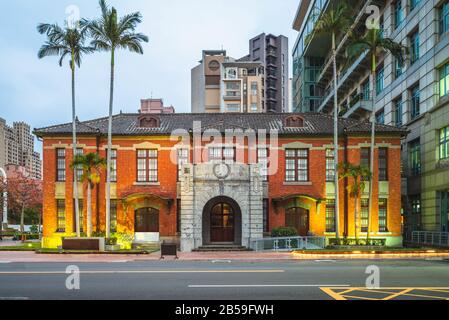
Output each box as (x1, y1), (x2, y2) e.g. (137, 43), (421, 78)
(202, 196), (242, 245)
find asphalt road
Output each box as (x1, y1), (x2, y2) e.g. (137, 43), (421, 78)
(0, 259), (449, 300)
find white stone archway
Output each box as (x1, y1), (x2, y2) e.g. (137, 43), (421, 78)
(180, 163), (263, 252)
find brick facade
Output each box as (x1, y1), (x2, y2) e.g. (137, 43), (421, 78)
(36, 113), (405, 249)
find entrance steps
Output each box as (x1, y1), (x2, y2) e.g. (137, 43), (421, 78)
(193, 245), (251, 252)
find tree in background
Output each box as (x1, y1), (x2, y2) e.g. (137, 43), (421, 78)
(7, 172), (42, 240)
(307, 1), (351, 243)
(346, 26), (407, 241)
(339, 163), (371, 242)
(87, 0), (148, 238)
(71, 153), (106, 237)
(37, 20), (94, 237)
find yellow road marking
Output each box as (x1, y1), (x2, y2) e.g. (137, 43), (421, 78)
(320, 287), (347, 300)
(402, 292), (449, 300)
(382, 288), (414, 300)
(321, 287), (449, 300)
(342, 295), (380, 300)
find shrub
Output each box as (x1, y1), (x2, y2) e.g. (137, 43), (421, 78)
(271, 227), (298, 238)
(328, 238), (386, 246)
(105, 237), (118, 246)
(29, 225), (39, 234)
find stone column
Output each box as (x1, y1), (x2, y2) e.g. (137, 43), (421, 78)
(248, 164), (264, 248)
(180, 164), (195, 252)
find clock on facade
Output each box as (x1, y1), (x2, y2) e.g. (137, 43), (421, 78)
(213, 163), (230, 179)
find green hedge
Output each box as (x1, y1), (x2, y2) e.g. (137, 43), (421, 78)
(328, 238), (386, 246)
(271, 227), (298, 238)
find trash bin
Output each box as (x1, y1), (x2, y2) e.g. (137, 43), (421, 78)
(160, 241), (178, 259)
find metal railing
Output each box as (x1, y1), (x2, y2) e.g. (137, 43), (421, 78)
(410, 231), (449, 247)
(250, 236), (326, 252)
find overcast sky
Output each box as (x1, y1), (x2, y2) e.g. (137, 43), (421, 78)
(0, 0), (299, 151)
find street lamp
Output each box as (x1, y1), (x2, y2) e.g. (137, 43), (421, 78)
(0, 167), (7, 229)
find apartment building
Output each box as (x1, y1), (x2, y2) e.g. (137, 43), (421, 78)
(191, 34), (289, 114)
(0, 117), (42, 179)
(292, 0), (449, 237)
(140, 98), (175, 114)
(248, 33), (289, 113)
(35, 112), (404, 250)
(191, 50), (265, 113)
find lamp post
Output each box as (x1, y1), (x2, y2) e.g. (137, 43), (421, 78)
(0, 167), (7, 230)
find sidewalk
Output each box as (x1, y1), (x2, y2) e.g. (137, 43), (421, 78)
(1, 250), (449, 263)
(0, 251), (295, 263)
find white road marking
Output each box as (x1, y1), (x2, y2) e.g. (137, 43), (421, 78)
(108, 260), (129, 263)
(0, 297), (29, 300)
(211, 260), (232, 263)
(314, 260), (337, 262)
(189, 284), (350, 288)
(0, 261), (11, 264)
(0, 269), (285, 275)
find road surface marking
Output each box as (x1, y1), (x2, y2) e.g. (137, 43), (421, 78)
(314, 260), (336, 262)
(382, 288), (414, 300)
(189, 284), (350, 288)
(0, 261), (11, 264)
(211, 260), (232, 263)
(0, 297), (29, 300)
(321, 287), (449, 300)
(0, 269), (285, 275)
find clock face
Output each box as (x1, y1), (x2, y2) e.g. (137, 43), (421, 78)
(213, 163), (230, 179)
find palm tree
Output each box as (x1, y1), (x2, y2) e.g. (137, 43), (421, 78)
(307, 2), (351, 243)
(37, 22), (93, 237)
(71, 153), (106, 237)
(346, 28), (407, 241)
(339, 163), (372, 242)
(87, 0), (148, 238)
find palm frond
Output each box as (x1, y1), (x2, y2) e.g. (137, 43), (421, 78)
(118, 12), (142, 34)
(37, 43), (67, 59)
(37, 20), (93, 68)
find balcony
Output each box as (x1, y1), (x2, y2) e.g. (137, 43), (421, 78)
(318, 50), (369, 113)
(267, 48), (277, 57)
(343, 96), (372, 118)
(315, 0), (383, 87)
(223, 94), (241, 101)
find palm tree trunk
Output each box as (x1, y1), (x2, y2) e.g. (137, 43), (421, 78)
(367, 53), (377, 243)
(20, 204), (25, 241)
(87, 183), (92, 237)
(354, 196), (358, 241)
(331, 32), (340, 242)
(105, 48), (115, 239)
(71, 53), (81, 238)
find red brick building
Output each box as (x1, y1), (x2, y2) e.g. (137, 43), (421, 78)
(34, 113), (406, 250)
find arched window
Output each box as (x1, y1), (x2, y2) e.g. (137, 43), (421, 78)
(138, 115), (160, 128)
(285, 116), (304, 128)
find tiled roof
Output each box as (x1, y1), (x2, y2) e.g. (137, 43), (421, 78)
(34, 113), (407, 137)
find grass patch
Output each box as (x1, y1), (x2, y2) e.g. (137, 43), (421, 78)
(0, 243), (41, 251)
(36, 248), (159, 255)
(293, 247), (447, 254)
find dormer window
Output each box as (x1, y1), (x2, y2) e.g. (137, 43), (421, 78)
(138, 115), (160, 128)
(285, 116), (304, 128)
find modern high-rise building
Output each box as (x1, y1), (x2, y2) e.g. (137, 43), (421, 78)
(191, 50), (265, 113)
(248, 33), (289, 113)
(191, 33), (289, 113)
(0, 118), (42, 179)
(292, 0), (449, 239)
